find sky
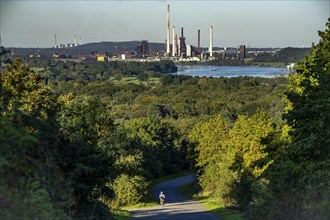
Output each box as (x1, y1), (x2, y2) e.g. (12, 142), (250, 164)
(0, 0), (329, 48)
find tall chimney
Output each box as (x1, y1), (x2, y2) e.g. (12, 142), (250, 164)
(175, 34), (178, 55)
(209, 26), (213, 57)
(55, 34), (57, 48)
(166, 4), (170, 55)
(198, 29), (200, 49)
(172, 26), (176, 56)
(74, 34), (77, 47)
(179, 27), (186, 56)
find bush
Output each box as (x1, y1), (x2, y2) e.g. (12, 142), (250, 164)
(111, 174), (149, 206)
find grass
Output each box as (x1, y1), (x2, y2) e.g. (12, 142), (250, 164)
(113, 209), (132, 220)
(109, 76), (161, 86)
(179, 182), (242, 220)
(121, 195), (159, 210)
(31, 67), (44, 72)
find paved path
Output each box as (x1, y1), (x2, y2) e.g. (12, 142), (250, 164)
(130, 174), (221, 220)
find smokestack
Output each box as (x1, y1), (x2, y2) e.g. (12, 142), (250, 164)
(74, 34), (77, 47)
(179, 27), (186, 56)
(198, 29), (200, 49)
(166, 4), (170, 55)
(175, 34), (178, 56)
(172, 26), (176, 56)
(55, 34), (57, 48)
(209, 26), (213, 57)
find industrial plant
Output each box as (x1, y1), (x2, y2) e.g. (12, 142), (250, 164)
(9, 3), (288, 63)
(47, 4), (251, 63)
(163, 4), (215, 61)
(54, 34), (82, 49)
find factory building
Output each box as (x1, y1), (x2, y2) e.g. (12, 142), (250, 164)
(186, 45), (192, 57)
(164, 4), (214, 59)
(54, 34), (81, 49)
(239, 45), (246, 59)
(179, 27), (186, 57)
(97, 52), (107, 62)
(136, 40), (149, 57)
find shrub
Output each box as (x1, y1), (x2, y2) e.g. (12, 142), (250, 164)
(111, 174), (149, 206)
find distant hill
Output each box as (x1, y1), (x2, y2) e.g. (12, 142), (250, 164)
(76, 41), (167, 53)
(8, 41), (167, 57)
(6, 42), (310, 63)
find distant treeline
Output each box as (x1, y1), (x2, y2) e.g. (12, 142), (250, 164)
(40, 60), (177, 82)
(254, 47), (311, 62)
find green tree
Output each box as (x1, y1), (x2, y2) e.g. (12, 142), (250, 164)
(189, 115), (233, 199)
(137, 71), (150, 81)
(0, 59), (72, 219)
(285, 19), (330, 163)
(57, 96), (117, 218)
(246, 18), (330, 220)
(160, 74), (173, 85)
(281, 18), (330, 219)
(190, 112), (274, 207)
(228, 112), (274, 209)
(125, 117), (184, 178)
(111, 174), (149, 206)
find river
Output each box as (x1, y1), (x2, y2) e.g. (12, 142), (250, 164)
(175, 65), (288, 78)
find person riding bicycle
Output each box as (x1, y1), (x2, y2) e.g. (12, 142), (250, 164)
(159, 191), (165, 206)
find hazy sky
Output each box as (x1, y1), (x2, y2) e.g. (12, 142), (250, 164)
(1, 0), (329, 48)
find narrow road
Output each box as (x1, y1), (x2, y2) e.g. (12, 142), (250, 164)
(130, 174), (221, 220)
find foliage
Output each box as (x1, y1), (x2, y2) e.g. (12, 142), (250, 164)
(43, 60), (176, 83)
(190, 115), (232, 197)
(254, 47), (311, 62)
(56, 96), (118, 213)
(245, 18), (330, 219)
(0, 59), (118, 219)
(227, 112), (274, 209)
(0, 59), (72, 219)
(124, 116), (186, 178)
(111, 174), (149, 206)
(190, 112), (274, 208)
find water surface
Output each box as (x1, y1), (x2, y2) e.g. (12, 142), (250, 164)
(175, 65), (288, 78)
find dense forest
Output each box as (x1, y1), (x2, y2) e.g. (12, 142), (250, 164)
(0, 19), (329, 219)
